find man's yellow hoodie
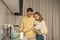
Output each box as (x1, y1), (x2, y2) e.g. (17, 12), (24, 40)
(20, 16), (36, 38)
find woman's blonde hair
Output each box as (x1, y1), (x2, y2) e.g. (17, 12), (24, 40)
(33, 12), (43, 22)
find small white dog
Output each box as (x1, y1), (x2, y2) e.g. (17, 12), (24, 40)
(34, 21), (43, 31)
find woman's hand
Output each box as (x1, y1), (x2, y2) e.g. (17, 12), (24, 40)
(36, 30), (41, 34)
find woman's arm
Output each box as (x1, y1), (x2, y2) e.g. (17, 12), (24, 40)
(40, 20), (48, 34)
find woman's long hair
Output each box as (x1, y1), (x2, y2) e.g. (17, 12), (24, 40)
(33, 12), (43, 22)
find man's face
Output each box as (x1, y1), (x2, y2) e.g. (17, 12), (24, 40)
(26, 11), (33, 17)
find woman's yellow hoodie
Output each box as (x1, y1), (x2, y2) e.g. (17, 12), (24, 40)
(40, 20), (48, 34)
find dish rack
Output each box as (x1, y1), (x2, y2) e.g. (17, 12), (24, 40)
(0, 24), (19, 40)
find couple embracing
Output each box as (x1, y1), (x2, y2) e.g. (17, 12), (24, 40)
(20, 8), (48, 40)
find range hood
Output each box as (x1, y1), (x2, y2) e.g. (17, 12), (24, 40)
(1, 0), (23, 16)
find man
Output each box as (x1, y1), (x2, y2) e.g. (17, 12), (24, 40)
(20, 8), (36, 40)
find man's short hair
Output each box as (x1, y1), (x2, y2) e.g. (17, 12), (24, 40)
(27, 8), (33, 12)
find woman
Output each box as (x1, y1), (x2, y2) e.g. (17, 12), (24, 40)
(33, 12), (48, 40)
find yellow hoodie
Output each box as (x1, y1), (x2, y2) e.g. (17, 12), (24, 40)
(20, 16), (36, 38)
(40, 20), (48, 34)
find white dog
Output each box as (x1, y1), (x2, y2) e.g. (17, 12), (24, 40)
(34, 21), (43, 31)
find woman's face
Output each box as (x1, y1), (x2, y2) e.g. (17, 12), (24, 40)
(34, 14), (40, 21)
